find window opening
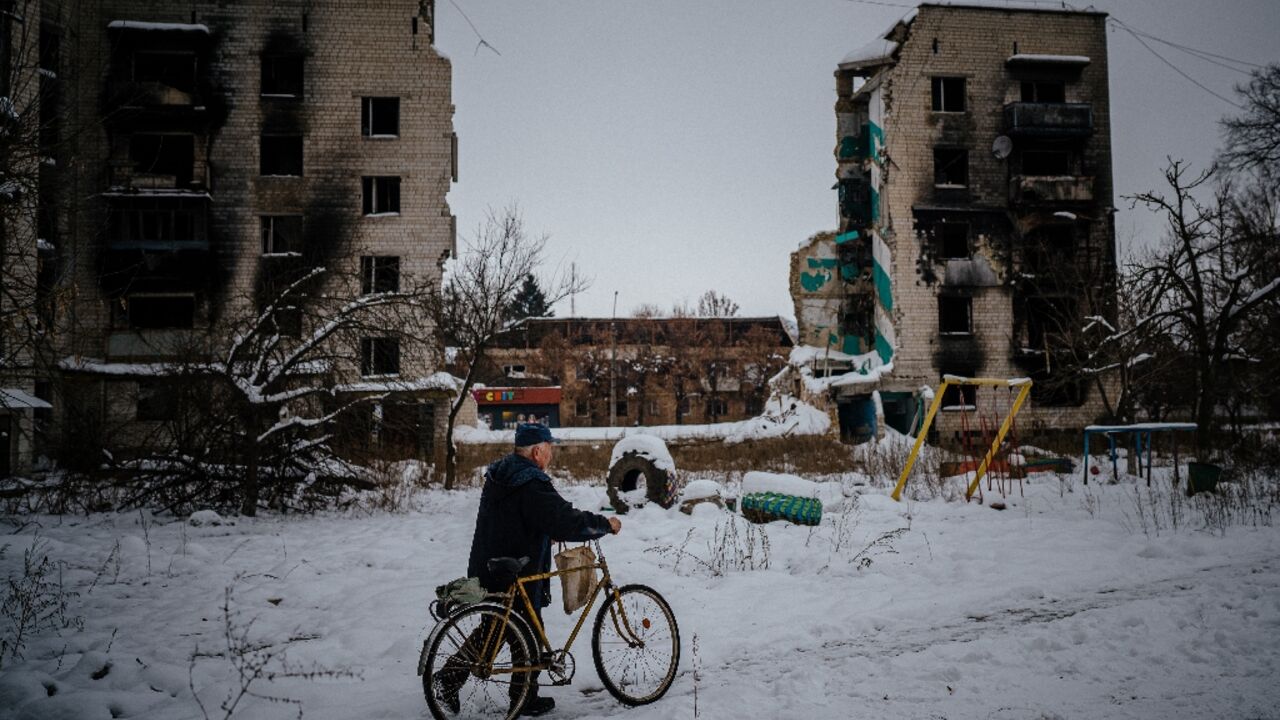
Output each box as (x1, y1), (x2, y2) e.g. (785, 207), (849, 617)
(934, 148), (969, 187)
(931, 76), (966, 112)
(938, 223), (970, 259)
(261, 55), (303, 96)
(360, 256), (401, 294)
(362, 176), (401, 215)
(361, 97), (400, 137)
(127, 295), (195, 329)
(130, 134), (195, 186)
(1021, 80), (1065, 103)
(1022, 150), (1070, 176)
(938, 296), (972, 334)
(260, 135), (303, 176)
(361, 337), (401, 376)
(261, 215), (303, 255)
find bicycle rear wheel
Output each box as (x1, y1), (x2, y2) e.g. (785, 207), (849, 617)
(422, 604), (533, 720)
(591, 584), (680, 705)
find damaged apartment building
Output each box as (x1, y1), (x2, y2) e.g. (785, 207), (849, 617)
(0, 1), (458, 474)
(789, 3), (1116, 442)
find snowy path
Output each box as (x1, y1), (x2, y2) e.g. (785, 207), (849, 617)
(1, 476), (1278, 719)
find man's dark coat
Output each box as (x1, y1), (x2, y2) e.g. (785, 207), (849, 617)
(466, 453), (613, 607)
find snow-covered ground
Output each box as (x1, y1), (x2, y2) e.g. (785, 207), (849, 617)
(1, 467), (1278, 719)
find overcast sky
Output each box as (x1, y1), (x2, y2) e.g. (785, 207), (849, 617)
(434, 0), (1280, 320)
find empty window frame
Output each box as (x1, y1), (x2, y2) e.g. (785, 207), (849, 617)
(133, 51), (196, 93)
(938, 295), (972, 334)
(271, 306), (302, 339)
(110, 199), (203, 245)
(1022, 149), (1071, 176)
(705, 398), (728, 417)
(938, 223), (970, 259)
(931, 76), (966, 112)
(934, 148), (969, 187)
(362, 176), (401, 215)
(260, 135), (303, 176)
(130, 134), (195, 186)
(940, 370), (978, 409)
(361, 337), (401, 376)
(361, 97), (400, 137)
(614, 400), (628, 418)
(261, 55), (303, 97)
(126, 295), (195, 329)
(261, 215), (303, 255)
(575, 399), (590, 418)
(360, 255), (401, 294)
(1021, 80), (1065, 103)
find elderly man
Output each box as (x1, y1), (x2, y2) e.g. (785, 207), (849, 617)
(462, 422), (620, 717)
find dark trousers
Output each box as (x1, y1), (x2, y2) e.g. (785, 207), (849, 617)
(438, 602), (544, 706)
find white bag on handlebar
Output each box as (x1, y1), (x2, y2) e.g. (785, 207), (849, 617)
(553, 543), (598, 614)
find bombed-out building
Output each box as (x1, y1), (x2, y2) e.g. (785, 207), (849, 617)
(789, 3), (1116, 442)
(1, 0), (458, 473)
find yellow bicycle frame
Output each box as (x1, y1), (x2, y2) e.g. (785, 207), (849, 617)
(474, 544), (645, 678)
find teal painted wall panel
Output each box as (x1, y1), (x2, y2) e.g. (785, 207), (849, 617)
(875, 331), (893, 364)
(872, 260), (893, 312)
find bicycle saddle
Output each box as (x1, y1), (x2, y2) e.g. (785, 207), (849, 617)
(486, 556), (530, 587)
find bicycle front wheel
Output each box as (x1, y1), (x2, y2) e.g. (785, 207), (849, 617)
(423, 604), (533, 720)
(591, 584), (680, 705)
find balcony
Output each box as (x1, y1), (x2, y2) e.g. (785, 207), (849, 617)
(103, 192), (210, 250)
(1003, 102), (1093, 138)
(1011, 175), (1095, 205)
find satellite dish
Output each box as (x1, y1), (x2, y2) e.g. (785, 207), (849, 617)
(992, 135), (1013, 160)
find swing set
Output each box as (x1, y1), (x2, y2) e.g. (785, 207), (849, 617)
(891, 375), (1032, 503)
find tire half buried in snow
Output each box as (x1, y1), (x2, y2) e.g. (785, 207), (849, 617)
(606, 452), (677, 514)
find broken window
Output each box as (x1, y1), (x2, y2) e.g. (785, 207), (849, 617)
(575, 400), (590, 418)
(615, 400), (628, 418)
(260, 135), (303, 176)
(362, 176), (401, 215)
(938, 223), (970, 259)
(136, 380), (177, 421)
(133, 51), (196, 93)
(360, 256), (401, 294)
(39, 74), (60, 149)
(261, 55), (303, 97)
(110, 198), (204, 245)
(361, 97), (400, 137)
(1022, 150), (1070, 176)
(931, 76), (966, 112)
(934, 148), (969, 187)
(1021, 80), (1065, 103)
(938, 295), (972, 334)
(361, 337), (401, 376)
(1024, 225), (1076, 273)
(127, 295), (195, 329)
(940, 371), (978, 409)
(261, 215), (303, 255)
(39, 22), (60, 74)
(130, 134), (195, 186)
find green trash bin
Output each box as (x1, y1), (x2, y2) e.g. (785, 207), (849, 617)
(1186, 462), (1222, 496)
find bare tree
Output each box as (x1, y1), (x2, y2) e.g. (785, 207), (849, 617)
(1222, 64), (1280, 180)
(434, 206), (586, 489)
(1129, 160), (1280, 457)
(630, 302), (664, 319)
(695, 290), (739, 318)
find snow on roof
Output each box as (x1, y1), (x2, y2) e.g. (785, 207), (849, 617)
(610, 434), (675, 473)
(1008, 53), (1091, 65)
(923, 2), (1106, 16)
(839, 38), (899, 70)
(108, 20), (211, 33)
(0, 388), (51, 410)
(336, 372), (463, 395)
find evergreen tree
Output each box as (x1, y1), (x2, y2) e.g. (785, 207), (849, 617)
(509, 273), (553, 321)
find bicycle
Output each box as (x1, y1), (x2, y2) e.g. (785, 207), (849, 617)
(418, 539), (680, 719)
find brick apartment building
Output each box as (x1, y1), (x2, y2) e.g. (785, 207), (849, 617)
(789, 3), (1117, 441)
(0, 1), (457, 474)
(477, 316), (794, 429)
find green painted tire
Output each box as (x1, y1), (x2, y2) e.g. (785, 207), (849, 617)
(740, 492), (823, 526)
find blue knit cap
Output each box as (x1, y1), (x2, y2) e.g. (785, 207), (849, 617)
(514, 422), (558, 447)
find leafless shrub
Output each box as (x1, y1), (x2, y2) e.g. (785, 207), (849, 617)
(1, 537), (84, 670)
(846, 527), (909, 571)
(646, 515), (770, 576)
(190, 578), (360, 719)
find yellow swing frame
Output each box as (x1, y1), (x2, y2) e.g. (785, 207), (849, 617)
(890, 375), (1032, 502)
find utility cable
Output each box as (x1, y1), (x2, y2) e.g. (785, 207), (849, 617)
(445, 0), (501, 56)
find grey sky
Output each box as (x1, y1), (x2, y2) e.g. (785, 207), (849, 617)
(434, 1), (1279, 319)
